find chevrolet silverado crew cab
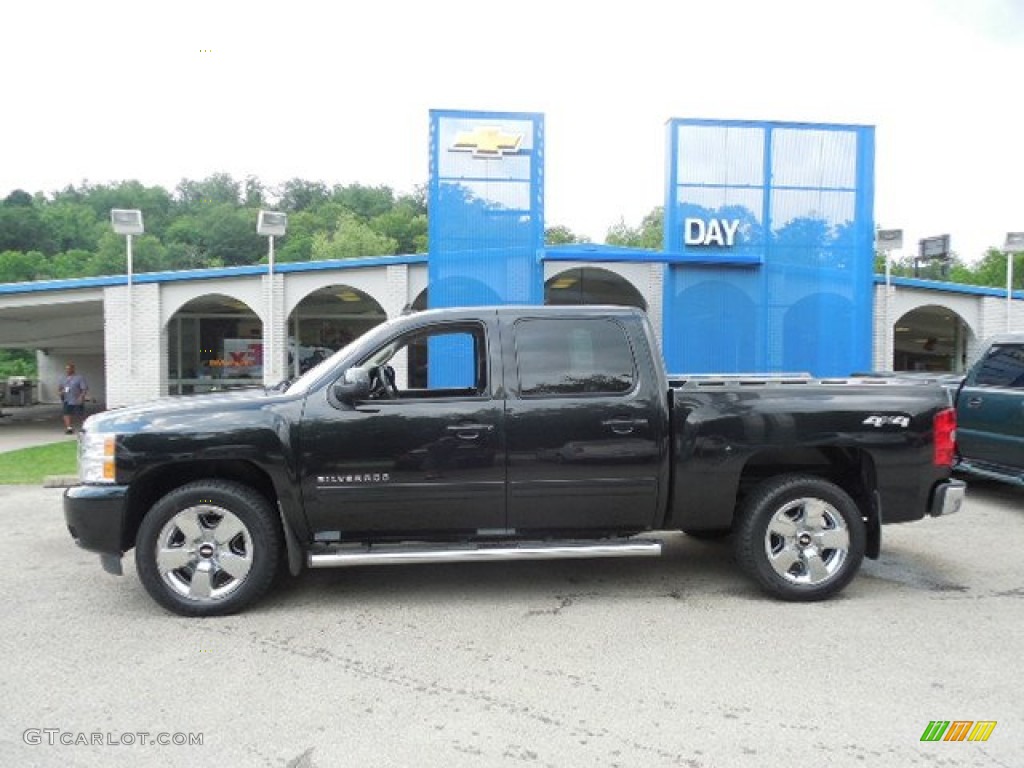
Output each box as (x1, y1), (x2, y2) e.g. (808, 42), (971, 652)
(65, 306), (965, 616)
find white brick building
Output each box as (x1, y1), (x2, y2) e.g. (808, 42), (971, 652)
(1, 253), (1022, 409)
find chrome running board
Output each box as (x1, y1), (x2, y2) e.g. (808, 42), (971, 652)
(307, 538), (663, 568)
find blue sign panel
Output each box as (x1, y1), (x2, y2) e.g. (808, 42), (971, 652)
(663, 119), (875, 376)
(428, 110), (545, 308)
(427, 110), (544, 385)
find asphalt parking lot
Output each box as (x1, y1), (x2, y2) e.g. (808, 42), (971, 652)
(0, 479), (1020, 768)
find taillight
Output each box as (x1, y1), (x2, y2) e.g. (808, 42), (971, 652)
(933, 407), (956, 467)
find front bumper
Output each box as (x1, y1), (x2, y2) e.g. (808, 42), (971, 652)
(929, 479), (966, 517)
(64, 484), (130, 558)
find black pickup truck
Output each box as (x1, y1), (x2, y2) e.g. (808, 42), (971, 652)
(65, 306), (964, 616)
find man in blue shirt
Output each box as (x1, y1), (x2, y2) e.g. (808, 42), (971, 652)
(60, 362), (89, 434)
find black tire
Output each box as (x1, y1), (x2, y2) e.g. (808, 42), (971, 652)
(135, 480), (281, 616)
(734, 474), (865, 601)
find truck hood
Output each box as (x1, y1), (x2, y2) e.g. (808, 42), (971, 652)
(83, 387), (291, 435)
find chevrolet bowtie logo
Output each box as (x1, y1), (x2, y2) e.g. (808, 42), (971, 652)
(450, 126), (523, 158)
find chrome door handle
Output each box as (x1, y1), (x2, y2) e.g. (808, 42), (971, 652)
(446, 424), (494, 439)
(601, 417), (648, 435)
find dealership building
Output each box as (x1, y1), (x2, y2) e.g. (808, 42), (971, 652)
(1, 110), (1022, 408)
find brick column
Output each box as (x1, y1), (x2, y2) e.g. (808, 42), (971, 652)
(104, 283), (164, 407)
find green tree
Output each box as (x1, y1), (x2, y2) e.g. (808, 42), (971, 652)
(330, 184), (395, 220)
(605, 207), (663, 249)
(243, 176), (265, 208)
(3, 190), (34, 207)
(42, 250), (97, 280)
(0, 349), (36, 378)
(276, 178), (329, 212)
(956, 248), (1022, 289)
(0, 250), (45, 282)
(73, 180), (175, 238)
(162, 205), (264, 268)
(200, 205), (264, 266)
(311, 211), (398, 260)
(0, 198), (55, 254)
(873, 250), (916, 277)
(274, 202), (353, 263)
(95, 231), (169, 274)
(175, 173), (241, 210)
(545, 225), (584, 245)
(164, 216), (210, 267)
(370, 205), (428, 254)
(39, 202), (103, 253)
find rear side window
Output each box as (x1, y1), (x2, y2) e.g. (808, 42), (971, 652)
(972, 344), (1024, 388)
(515, 318), (636, 396)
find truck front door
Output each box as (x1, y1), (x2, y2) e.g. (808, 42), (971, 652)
(299, 317), (506, 538)
(504, 314), (668, 535)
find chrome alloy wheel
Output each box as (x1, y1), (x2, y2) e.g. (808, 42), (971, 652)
(155, 505), (254, 602)
(763, 497), (850, 586)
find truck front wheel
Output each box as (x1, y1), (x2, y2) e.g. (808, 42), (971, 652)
(135, 480), (281, 617)
(735, 475), (866, 601)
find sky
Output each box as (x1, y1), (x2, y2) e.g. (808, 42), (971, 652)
(2, 0), (1022, 263)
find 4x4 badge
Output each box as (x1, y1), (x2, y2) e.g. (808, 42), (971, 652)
(863, 415), (910, 428)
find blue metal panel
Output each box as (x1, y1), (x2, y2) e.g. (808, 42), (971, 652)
(541, 243), (762, 266)
(428, 110), (544, 386)
(663, 267), (761, 373)
(663, 119), (875, 376)
(428, 110), (544, 309)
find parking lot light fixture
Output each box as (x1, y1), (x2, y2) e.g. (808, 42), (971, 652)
(257, 211), (288, 383)
(1004, 233), (1024, 332)
(110, 209), (144, 372)
(876, 229), (903, 370)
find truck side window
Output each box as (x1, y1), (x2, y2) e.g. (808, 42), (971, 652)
(515, 318), (636, 397)
(364, 322), (487, 398)
(972, 344), (1024, 388)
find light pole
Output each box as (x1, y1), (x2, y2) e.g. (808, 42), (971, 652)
(110, 209), (144, 373)
(1005, 233), (1024, 333)
(257, 210), (287, 384)
(876, 229), (903, 371)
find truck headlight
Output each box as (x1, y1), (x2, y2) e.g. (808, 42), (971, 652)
(79, 432), (117, 484)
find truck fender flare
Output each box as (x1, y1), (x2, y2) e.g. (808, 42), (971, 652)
(277, 501), (305, 576)
(865, 489), (882, 560)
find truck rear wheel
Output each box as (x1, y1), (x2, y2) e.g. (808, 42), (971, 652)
(735, 474), (865, 601)
(135, 480), (281, 617)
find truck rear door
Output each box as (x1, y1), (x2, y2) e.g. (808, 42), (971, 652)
(503, 313), (668, 535)
(957, 340), (1024, 471)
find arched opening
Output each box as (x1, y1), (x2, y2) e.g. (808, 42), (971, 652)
(166, 293), (262, 395)
(544, 267), (647, 309)
(287, 285), (387, 377)
(893, 305), (973, 372)
(411, 287), (429, 312)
